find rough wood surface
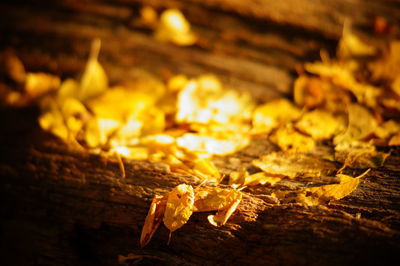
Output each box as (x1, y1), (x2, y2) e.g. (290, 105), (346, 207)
(0, 1), (400, 265)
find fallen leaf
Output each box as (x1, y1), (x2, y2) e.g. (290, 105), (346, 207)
(154, 9), (197, 46)
(163, 184), (195, 232)
(191, 159), (222, 183)
(193, 187), (242, 227)
(270, 125), (315, 153)
(252, 98), (301, 134)
(252, 152), (329, 179)
(374, 120), (400, 140)
(369, 41), (400, 81)
(229, 169), (281, 188)
(295, 110), (342, 140)
(140, 194), (168, 248)
(25, 72), (60, 99)
(176, 74), (253, 125)
(337, 30), (376, 59)
(305, 61), (381, 107)
(79, 39), (108, 101)
(193, 187), (242, 212)
(334, 104), (377, 144)
(301, 170), (369, 205)
(5, 53), (26, 83)
(335, 141), (390, 169)
(207, 196), (241, 227)
(389, 132), (400, 146)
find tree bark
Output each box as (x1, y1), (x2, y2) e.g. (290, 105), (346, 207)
(0, 1), (400, 265)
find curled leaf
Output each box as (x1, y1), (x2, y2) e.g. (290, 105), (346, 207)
(140, 194), (168, 248)
(207, 193), (242, 227)
(79, 39), (108, 101)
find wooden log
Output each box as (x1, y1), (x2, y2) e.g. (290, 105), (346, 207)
(0, 107), (399, 265)
(0, 1), (400, 265)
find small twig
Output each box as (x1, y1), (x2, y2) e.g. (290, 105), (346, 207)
(167, 232), (172, 245)
(116, 152), (126, 178)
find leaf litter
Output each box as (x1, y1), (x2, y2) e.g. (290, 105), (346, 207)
(2, 17), (399, 247)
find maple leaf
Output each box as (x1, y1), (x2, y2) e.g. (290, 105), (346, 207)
(163, 184), (195, 233)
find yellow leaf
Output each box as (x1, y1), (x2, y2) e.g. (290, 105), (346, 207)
(25, 72), (60, 98)
(337, 30), (376, 59)
(163, 184), (195, 232)
(167, 74), (188, 91)
(252, 99), (301, 134)
(193, 187), (241, 212)
(58, 78), (79, 100)
(389, 132), (400, 146)
(85, 118), (120, 148)
(38, 98), (68, 141)
(176, 132), (249, 157)
(140, 194), (168, 248)
(140, 6), (158, 26)
(87, 87), (156, 122)
(192, 159), (222, 183)
(335, 141), (390, 169)
(334, 104), (377, 144)
(369, 41), (400, 81)
(79, 39), (108, 101)
(207, 193), (242, 227)
(5, 53), (26, 83)
(154, 9), (197, 46)
(191, 187), (242, 227)
(61, 97), (88, 135)
(270, 126), (315, 153)
(229, 169), (281, 187)
(295, 110), (341, 140)
(374, 120), (400, 140)
(305, 62), (381, 107)
(112, 146), (149, 160)
(176, 75), (253, 125)
(302, 171), (369, 205)
(252, 152), (329, 179)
